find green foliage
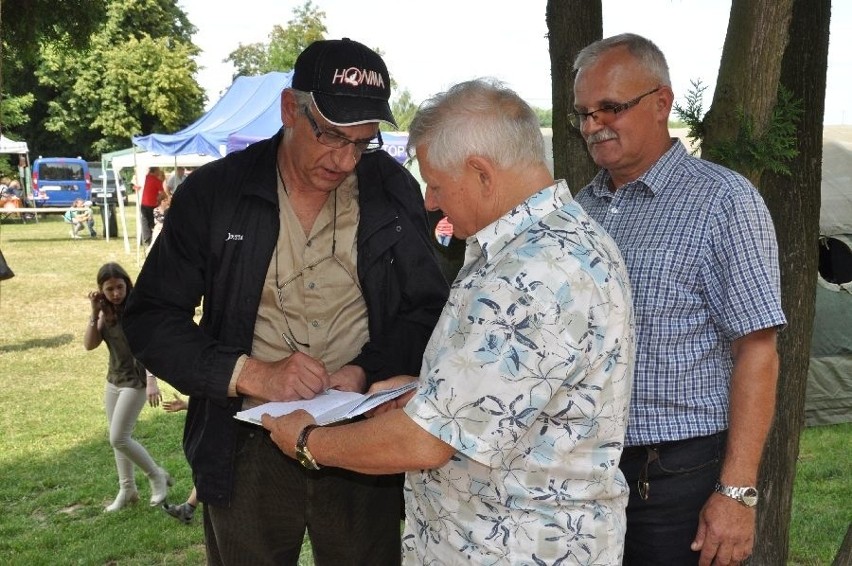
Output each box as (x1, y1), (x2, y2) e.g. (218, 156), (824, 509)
(33, 0), (204, 158)
(707, 86), (803, 177)
(674, 80), (803, 176)
(228, 0), (327, 77)
(673, 79), (709, 155)
(534, 107), (553, 128)
(390, 89), (418, 132)
(0, 93), (36, 130)
(228, 43), (269, 78)
(0, 0), (109, 67)
(267, 1), (327, 72)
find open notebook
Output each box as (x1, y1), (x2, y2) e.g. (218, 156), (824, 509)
(234, 381), (418, 426)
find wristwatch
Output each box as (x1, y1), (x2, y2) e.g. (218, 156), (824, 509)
(714, 482), (759, 507)
(295, 424), (321, 470)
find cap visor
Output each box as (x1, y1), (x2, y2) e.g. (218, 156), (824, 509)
(313, 92), (398, 128)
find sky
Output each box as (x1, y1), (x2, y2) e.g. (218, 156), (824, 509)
(178, 0), (851, 124)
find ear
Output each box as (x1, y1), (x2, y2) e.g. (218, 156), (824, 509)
(280, 89), (299, 128)
(466, 156), (496, 195)
(656, 86), (675, 119)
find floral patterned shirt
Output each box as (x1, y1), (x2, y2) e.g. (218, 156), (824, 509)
(403, 180), (635, 565)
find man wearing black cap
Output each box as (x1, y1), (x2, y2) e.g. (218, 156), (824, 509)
(124, 38), (449, 565)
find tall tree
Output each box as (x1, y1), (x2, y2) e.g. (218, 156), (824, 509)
(227, 0), (326, 78)
(702, 0), (795, 186)
(751, 0), (830, 562)
(35, 0), (204, 157)
(546, 0), (600, 193)
(0, 0), (107, 139)
(390, 88), (418, 132)
(266, 0), (326, 73)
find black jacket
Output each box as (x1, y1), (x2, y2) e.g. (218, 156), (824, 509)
(124, 130), (449, 505)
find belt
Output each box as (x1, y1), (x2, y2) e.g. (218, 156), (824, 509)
(621, 430), (727, 460)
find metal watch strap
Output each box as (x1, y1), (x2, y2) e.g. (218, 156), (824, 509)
(295, 424), (321, 470)
(714, 481), (759, 507)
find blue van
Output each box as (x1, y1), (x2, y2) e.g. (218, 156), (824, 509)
(31, 157), (91, 208)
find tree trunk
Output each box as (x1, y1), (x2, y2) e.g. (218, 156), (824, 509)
(546, 0), (600, 195)
(703, 0), (794, 185)
(752, 0), (830, 563)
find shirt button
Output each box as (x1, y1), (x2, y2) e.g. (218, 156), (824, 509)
(308, 282), (316, 289)
(609, 206), (619, 214)
(311, 320), (319, 328)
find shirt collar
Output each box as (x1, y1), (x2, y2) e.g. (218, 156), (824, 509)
(588, 138), (688, 197)
(471, 180), (572, 263)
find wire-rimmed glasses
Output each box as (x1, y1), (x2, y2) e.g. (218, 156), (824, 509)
(568, 87), (661, 129)
(274, 249), (361, 352)
(303, 107), (383, 155)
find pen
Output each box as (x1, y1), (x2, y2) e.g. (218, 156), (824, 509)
(282, 333), (332, 392)
(282, 332), (301, 353)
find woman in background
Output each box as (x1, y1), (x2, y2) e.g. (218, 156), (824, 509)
(84, 262), (172, 512)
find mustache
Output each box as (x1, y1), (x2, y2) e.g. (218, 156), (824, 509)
(585, 129), (618, 144)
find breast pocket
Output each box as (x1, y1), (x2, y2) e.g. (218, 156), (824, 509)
(622, 248), (682, 310)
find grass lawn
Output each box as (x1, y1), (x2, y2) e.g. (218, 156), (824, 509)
(0, 203), (848, 564)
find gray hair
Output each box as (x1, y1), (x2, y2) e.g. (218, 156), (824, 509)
(573, 33), (671, 87)
(407, 78), (546, 175)
(291, 89), (313, 111)
(283, 89), (314, 142)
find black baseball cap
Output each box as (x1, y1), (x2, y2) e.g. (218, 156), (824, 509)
(292, 38), (398, 128)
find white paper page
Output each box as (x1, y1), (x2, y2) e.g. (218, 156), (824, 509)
(348, 381), (418, 415)
(234, 390), (363, 425)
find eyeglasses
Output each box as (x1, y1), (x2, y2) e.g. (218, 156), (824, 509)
(303, 107), (383, 155)
(275, 253), (361, 352)
(274, 188), (361, 352)
(568, 87), (661, 129)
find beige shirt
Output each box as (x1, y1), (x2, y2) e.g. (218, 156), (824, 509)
(232, 168), (369, 405)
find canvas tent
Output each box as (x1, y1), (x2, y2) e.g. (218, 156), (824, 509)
(134, 71), (293, 157)
(806, 125), (852, 426)
(115, 71), (294, 259)
(134, 70), (412, 162)
(97, 147), (217, 252)
(0, 134), (28, 154)
(0, 134), (31, 201)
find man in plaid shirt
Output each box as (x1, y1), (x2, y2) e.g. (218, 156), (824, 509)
(572, 33), (786, 566)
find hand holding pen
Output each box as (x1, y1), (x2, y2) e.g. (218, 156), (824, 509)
(235, 352), (330, 403)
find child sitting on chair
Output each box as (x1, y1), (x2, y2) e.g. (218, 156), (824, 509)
(65, 198), (97, 239)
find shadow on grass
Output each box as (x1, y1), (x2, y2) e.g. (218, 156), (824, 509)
(0, 333), (74, 353)
(0, 411), (203, 564)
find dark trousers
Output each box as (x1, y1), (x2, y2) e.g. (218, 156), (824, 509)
(140, 205), (154, 244)
(619, 431), (726, 566)
(203, 424), (402, 566)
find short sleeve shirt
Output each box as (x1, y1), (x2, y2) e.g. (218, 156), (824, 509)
(575, 141), (787, 445)
(403, 181), (634, 564)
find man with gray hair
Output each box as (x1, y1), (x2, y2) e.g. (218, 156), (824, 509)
(572, 33), (786, 565)
(262, 78), (636, 564)
(124, 38), (449, 565)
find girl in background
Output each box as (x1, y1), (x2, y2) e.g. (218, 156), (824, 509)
(84, 262), (172, 512)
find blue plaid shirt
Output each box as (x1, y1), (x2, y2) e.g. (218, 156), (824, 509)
(575, 141), (786, 446)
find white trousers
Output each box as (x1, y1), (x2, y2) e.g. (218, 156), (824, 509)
(104, 382), (158, 491)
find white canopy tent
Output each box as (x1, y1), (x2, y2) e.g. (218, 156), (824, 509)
(99, 148), (216, 255)
(0, 134), (31, 201)
(0, 134), (28, 154)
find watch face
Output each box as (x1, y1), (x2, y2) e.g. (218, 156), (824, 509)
(742, 487), (758, 507)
